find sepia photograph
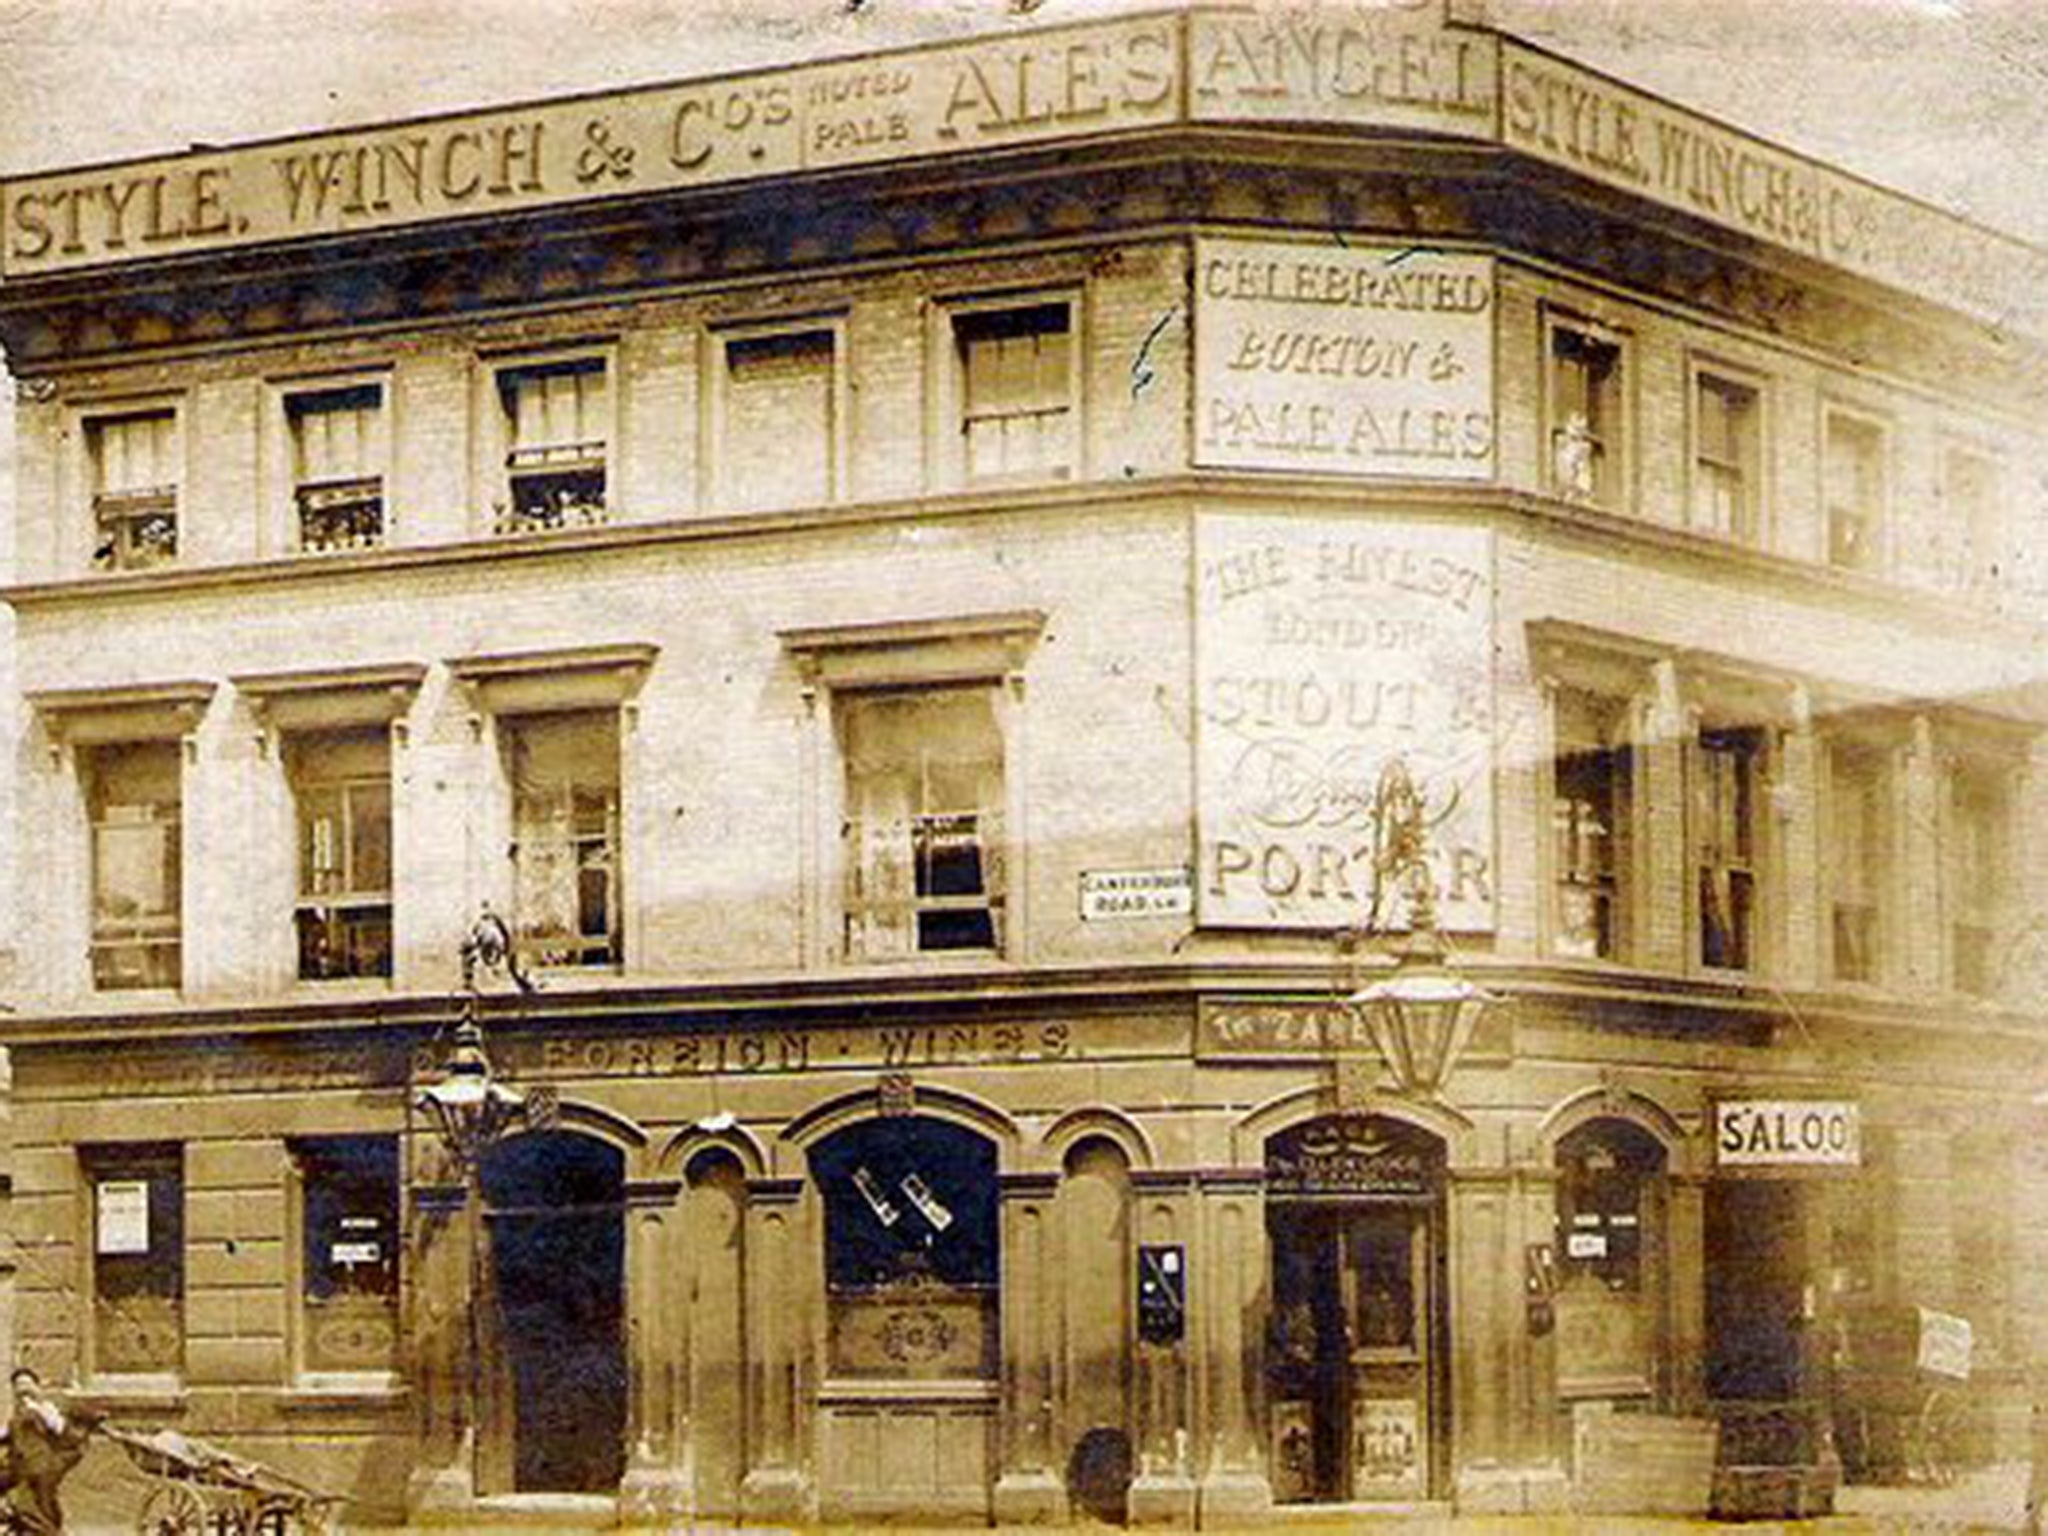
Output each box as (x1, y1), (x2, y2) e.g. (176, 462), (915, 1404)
(0, 0), (2045, 1530)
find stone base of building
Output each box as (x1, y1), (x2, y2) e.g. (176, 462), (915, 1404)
(1129, 1471), (1199, 1526)
(405, 1454), (475, 1523)
(992, 1468), (1068, 1524)
(1199, 1468), (1275, 1524)
(1453, 1462), (1573, 1514)
(617, 1466), (696, 1526)
(740, 1466), (812, 1524)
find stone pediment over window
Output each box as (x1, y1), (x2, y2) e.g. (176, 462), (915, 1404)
(779, 610), (1047, 695)
(448, 642), (657, 719)
(29, 680), (216, 758)
(233, 662), (428, 749)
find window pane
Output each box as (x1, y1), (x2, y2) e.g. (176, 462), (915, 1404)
(813, 1117), (999, 1381)
(1553, 690), (1626, 963)
(88, 1145), (184, 1376)
(842, 689), (1004, 957)
(958, 304), (1073, 482)
(507, 712), (620, 966)
(298, 1137), (401, 1375)
(724, 330), (835, 510)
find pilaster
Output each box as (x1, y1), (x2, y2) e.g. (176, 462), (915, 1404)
(738, 1177), (812, 1523)
(617, 1178), (689, 1527)
(993, 1172), (1066, 1525)
(1126, 1173), (1197, 1527)
(404, 1182), (476, 1520)
(1195, 1171), (1273, 1525)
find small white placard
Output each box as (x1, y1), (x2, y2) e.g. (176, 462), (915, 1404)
(96, 1179), (150, 1255)
(330, 1242), (381, 1266)
(1566, 1232), (1608, 1260)
(1080, 867), (1193, 921)
(1916, 1308), (1973, 1380)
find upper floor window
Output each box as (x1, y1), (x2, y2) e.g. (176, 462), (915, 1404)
(1690, 368), (1762, 543)
(1825, 738), (1890, 985)
(289, 730), (393, 982)
(86, 1143), (184, 1379)
(1694, 725), (1764, 973)
(1546, 318), (1625, 507)
(89, 409), (180, 572)
(87, 742), (182, 991)
(716, 325), (841, 512)
(497, 356), (608, 534)
(1949, 759), (2014, 998)
(1551, 688), (1633, 962)
(289, 383), (386, 553)
(955, 300), (1075, 483)
(294, 1137), (401, 1378)
(841, 687), (1005, 959)
(1823, 409), (1886, 573)
(503, 711), (621, 968)
(1940, 445), (2002, 594)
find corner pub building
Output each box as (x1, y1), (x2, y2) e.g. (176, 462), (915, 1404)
(2, 4), (2047, 1526)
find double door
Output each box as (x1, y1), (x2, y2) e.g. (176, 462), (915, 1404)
(1269, 1202), (1441, 1502)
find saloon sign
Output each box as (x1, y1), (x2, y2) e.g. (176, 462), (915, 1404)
(1715, 1099), (1861, 1169)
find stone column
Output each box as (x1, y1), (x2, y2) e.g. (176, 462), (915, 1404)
(1195, 1172), (1272, 1524)
(1451, 1164), (1566, 1514)
(1667, 1172), (1710, 1414)
(1512, 1163), (1565, 1493)
(739, 1178), (812, 1522)
(405, 1182), (476, 1519)
(1640, 661), (1689, 972)
(993, 1173), (1065, 1524)
(1777, 686), (1821, 990)
(618, 1177), (687, 1526)
(1898, 715), (1943, 993)
(1127, 1174), (1197, 1526)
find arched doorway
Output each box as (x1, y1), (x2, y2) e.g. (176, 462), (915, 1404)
(1553, 1118), (1670, 1406)
(807, 1114), (1000, 1521)
(480, 1131), (627, 1494)
(1265, 1114), (1448, 1504)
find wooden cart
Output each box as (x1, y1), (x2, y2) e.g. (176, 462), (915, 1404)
(103, 1426), (344, 1536)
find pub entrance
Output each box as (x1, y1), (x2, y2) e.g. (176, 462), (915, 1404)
(1265, 1115), (1447, 1504)
(479, 1132), (627, 1495)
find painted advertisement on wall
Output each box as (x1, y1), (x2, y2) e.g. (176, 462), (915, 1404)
(1196, 514), (1495, 931)
(1194, 237), (1496, 480)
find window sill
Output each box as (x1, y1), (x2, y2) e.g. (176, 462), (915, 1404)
(280, 1375), (408, 1413)
(818, 1377), (999, 1406)
(75, 1378), (186, 1415)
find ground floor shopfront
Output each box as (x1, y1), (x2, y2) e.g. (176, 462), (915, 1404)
(8, 990), (2042, 1526)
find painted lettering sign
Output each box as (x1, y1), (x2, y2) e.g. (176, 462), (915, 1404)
(1195, 238), (1496, 480)
(1500, 40), (2048, 333)
(1714, 1099), (1861, 1168)
(1079, 867), (1194, 921)
(0, 15), (1177, 277)
(1188, 5), (1497, 138)
(1196, 513), (1494, 931)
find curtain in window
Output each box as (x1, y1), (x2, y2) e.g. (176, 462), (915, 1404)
(507, 713), (619, 966)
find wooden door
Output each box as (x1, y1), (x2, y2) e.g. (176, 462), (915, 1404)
(1341, 1208), (1433, 1500)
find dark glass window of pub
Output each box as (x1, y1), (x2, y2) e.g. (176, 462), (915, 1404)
(297, 1137), (401, 1375)
(87, 1143), (185, 1377)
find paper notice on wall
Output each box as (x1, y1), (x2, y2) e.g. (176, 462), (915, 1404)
(96, 1179), (150, 1255)
(1916, 1308), (1973, 1380)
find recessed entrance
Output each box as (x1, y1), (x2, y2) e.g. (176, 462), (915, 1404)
(1265, 1115), (1447, 1504)
(481, 1131), (627, 1494)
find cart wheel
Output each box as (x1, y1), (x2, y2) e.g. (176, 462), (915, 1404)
(1915, 1388), (1966, 1488)
(137, 1483), (208, 1536)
